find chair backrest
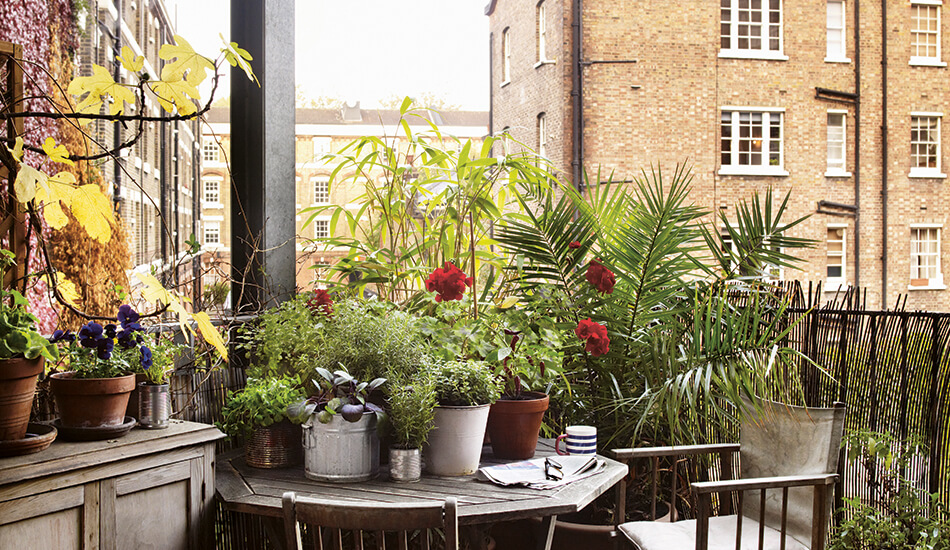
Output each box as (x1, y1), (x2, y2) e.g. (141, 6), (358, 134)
(282, 491), (459, 550)
(739, 397), (846, 547)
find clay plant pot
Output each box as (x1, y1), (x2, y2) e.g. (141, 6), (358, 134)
(0, 356), (45, 440)
(49, 372), (136, 428)
(486, 391), (549, 459)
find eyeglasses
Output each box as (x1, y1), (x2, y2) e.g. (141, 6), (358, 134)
(544, 457), (563, 481)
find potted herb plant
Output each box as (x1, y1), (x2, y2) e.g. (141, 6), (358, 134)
(289, 366), (386, 482)
(0, 250), (57, 443)
(218, 376), (305, 468)
(386, 370), (437, 482)
(424, 360), (501, 476)
(48, 305), (151, 439)
(136, 331), (186, 429)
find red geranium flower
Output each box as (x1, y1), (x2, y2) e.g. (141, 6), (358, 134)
(575, 318), (610, 357)
(568, 241), (582, 249)
(425, 261), (473, 302)
(586, 259), (616, 295)
(306, 289), (334, 316)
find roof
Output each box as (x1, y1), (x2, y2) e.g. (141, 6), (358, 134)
(204, 107), (488, 128)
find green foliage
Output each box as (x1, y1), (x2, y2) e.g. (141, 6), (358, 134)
(202, 280), (230, 309)
(0, 251), (57, 361)
(287, 366), (386, 425)
(217, 376), (305, 439)
(239, 293), (330, 380)
(386, 369), (437, 449)
(830, 430), (950, 550)
(428, 360), (501, 407)
(139, 332), (186, 385)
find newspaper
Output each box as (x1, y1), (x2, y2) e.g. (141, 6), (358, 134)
(476, 455), (605, 489)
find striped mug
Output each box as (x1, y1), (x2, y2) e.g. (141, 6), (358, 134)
(555, 425), (597, 455)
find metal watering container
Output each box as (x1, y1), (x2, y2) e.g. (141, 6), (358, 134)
(302, 412), (379, 482)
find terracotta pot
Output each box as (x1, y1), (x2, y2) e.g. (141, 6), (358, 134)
(0, 356), (45, 440)
(486, 391), (549, 459)
(49, 372), (136, 428)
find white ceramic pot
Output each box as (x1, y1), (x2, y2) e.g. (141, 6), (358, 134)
(302, 412), (379, 482)
(423, 404), (490, 476)
(388, 447), (422, 482)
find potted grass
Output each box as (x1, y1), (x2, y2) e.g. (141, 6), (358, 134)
(386, 370), (437, 482)
(289, 366), (386, 482)
(424, 360), (501, 476)
(47, 305), (151, 440)
(219, 376), (305, 468)
(0, 251), (58, 445)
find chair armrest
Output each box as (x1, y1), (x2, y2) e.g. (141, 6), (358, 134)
(612, 443), (740, 461)
(691, 473), (838, 495)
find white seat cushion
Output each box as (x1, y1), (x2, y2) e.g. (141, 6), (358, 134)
(618, 515), (808, 550)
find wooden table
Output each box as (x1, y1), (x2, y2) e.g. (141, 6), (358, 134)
(216, 439), (628, 550)
(0, 420), (223, 549)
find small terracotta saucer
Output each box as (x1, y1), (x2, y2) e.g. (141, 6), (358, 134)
(0, 423), (58, 458)
(52, 416), (136, 442)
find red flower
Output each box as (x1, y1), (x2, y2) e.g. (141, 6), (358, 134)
(306, 289), (334, 316)
(575, 318), (610, 357)
(586, 259), (616, 295)
(568, 241), (582, 249)
(425, 262), (473, 302)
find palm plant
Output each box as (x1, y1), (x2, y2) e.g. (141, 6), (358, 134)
(495, 164), (820, 447)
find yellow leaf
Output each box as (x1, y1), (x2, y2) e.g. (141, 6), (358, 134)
(70, 184), (115, 244)
(11, 137), (23, 161)
(151, 66), (199, 115)
(159, 35), (214, 87)
(193, 311), (228, 362)
(67, 65), (136, 116)
(13, 164), (45, 203)
(42, 272), (80, 307)
(42, 137), (74, 166)
(135, 272), (190, 334)
(34, 172), (76, 229)
(497, 296), (520, 310)
(116, 46), (144, 73)
(219, 33), (258, 86)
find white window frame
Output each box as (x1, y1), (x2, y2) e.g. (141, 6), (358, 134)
(719, 224), (785, 281)
(719, 0), (788, 60)
(719, 106), (789, 176)
(910, 112), (945, 178)
(313, 176), (330, 204)
(911, 1), (946, 67)
(313, 219), (330, 240)
(312, 137), (332, 161)
(201, 138), (219, 163)
(202, 179), (220, 204)
(537, 2), (546, 63)
(502, 28), (511, 85)
(825, 0), (850, 62)
(826, 110), (850, 177)
(825, 224), (847, 290)
(910, 224), (945, 289)
(538, 113), (547, 159)
(203, 221), (221, 247)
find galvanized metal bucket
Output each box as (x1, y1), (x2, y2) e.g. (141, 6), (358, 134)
(388, 447), (422, 482)
(245, 421), (302, 468)
(137, 382), (170, 429)
(302, 412), (379, 482)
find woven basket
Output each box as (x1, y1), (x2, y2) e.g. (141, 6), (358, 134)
(245, 421), (302, 468)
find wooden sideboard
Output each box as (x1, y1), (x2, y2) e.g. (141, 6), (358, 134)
(0, 421), (223, 550)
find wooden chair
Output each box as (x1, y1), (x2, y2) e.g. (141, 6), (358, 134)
(282, 491), (458, 550)
(611, 398), (846, 550)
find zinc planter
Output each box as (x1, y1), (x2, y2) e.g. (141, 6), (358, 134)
(424, 404), (491, 476)
(486, 391), (549, 460)
(137, 382), (170, 429)
(49, 372), (135, 429)
(389, 446), (422, 482)
(245, 421), (302, 468)
(0, 356), (45, 441)
(302, 412), (379, 482)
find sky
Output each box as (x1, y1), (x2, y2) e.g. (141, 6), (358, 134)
(165, 0), (490, 110)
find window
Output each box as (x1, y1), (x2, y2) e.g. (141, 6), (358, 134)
(538, 113), (547, 158)
(313, 137), (331, 160)
(826, 226), (846, 287)
(502, 28), (511, 83)
(202, 138), (219, 162)
(719, 226), (782, 280)
(537, 2), (547, 62)
(203, 221), (220, 245)
(720, 0), (785, 59)
(911, 2), (943, 65)
(313, 177), (329, 203)
(720, 108), (787, 175)
(826, 1), (847, 61)
(910, 114), (943, 177)
(313, 220), (329, 240)
(910, 226), (943, 287)
(203, 179), (220, 204)
(826, 111), (848, 176)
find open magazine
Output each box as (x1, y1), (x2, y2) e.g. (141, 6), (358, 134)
(476, 455), (605, 489)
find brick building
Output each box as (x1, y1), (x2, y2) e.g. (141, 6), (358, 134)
(200, 105), (488, 292)
(488, 0), (950, 310)
(79, 0), (201, 288)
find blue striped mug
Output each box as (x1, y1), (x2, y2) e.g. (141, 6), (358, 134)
(555, 425), (597, 455)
